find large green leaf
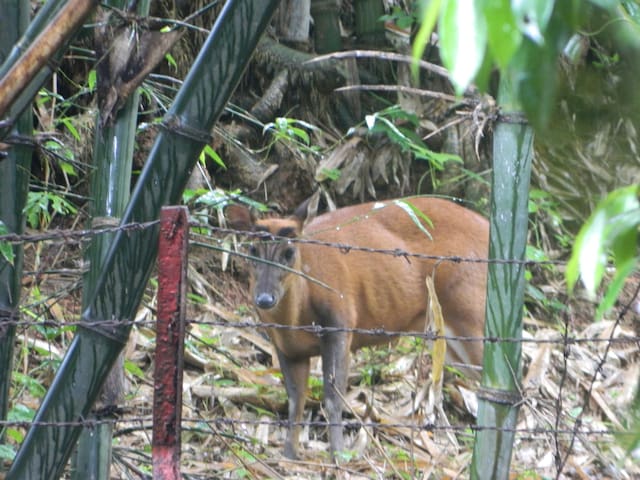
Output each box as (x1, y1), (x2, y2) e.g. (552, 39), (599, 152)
(412, 0), (444, 78)
(587, 0), (618, 8)
(511, 38), (558, 128)
(510, 3), (576, 129)
(480, 0), (522, 68)
(439, 0), (487, 93)
(567, 185), (640, 317)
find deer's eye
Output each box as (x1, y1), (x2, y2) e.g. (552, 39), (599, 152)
(282, 247), (295, 263)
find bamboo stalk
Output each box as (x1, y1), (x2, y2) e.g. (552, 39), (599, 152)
(0, 0), (33, 433)
(470, 69), (533, 479)
(70, 1), (150, 477)
(6, 1), (280, 478)
(0, 0), (99, 121)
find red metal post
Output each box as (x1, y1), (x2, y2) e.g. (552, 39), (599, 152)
(153, 206), (189, 479)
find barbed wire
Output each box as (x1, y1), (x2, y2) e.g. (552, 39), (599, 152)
(5, 317), (640, 347)
(0, 220), (159, 244)
(4, 218), (632, 351)
(0, 218), (568, 267)
(193, 224), (567, 267)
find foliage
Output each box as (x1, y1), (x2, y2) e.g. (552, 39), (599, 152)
(363, 105), (461, 171)
(524, 189), (571, 313)
(1, 1), (637, 476)
(183, 187), (267, 234)
(413, 0), (640, 128)
(380, 5), (418, 31)
(620, 389), (640, 457)
(263, 117), (323, 155)
(23, 191), (78, 230)
(528, 188), (572, 250)
(0, 221), (14, 265)
(566, 185), (639, 319)
(0, 444), (15, 462)
(41, 139), (79, 180)
(199, 144), (225, 170)
(393, 198), (434, 239)
(410, 1), (640, 323)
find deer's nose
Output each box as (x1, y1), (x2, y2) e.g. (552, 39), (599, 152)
(255, 292), (276, 309)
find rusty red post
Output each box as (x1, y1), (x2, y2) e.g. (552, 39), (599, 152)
(153, 206), (189, 479)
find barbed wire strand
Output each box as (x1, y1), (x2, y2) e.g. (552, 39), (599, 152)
(7, 317), (640, 347)
(0, 218), (566, 267)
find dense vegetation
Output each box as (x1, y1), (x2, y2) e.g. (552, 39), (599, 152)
(0, 1), (638, 478)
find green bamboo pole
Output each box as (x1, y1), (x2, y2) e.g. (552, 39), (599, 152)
(0, 0), (98, 137)
(354, 0), (385, 46)
(0, 0), (32, 432)
(6, 1), (280, 478)
(470, 70), (533, 478)
(70, 2), (150, 477)
(0, 0), (67, 78)
(310, 0), (342, 53)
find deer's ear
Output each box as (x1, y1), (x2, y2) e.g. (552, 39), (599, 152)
(225, 204), (255, 231)
(291, 198), (311, 223)
(291, 191), (324, 227)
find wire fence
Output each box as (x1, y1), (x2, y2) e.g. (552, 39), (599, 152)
(1, 217), (639, 478)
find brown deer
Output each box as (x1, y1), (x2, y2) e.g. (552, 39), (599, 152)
(226, 197), (488, 459)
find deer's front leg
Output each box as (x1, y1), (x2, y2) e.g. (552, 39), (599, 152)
(320, 329), (351, 459)
(276, 348), (310, 459)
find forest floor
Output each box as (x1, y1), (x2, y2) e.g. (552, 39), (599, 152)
(8, 231), (640, 479)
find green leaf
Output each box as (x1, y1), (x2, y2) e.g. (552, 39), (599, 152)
(0, 242), (13, 266)
(365, 108), (461, 169)
(0, 444), (16, 460)
(318, 167), (341, 181)
(0, 221), (15, 266)
(13, 372), (46, 398)
(587, 0), (618, 8)
(412, 0), (444, 78)
(567, 204), (605, 294)
(263, 117), (319, 152)
(393, 199), (433, 239)
(480, 0), (522, 68)
(526, 244), (549, 263)
(596, 257), (636, 319)
(512, 0), (555, 44)
(440, 0), (487, 94)
(87, 69), (97, 92)
(510, 34), (560, 128)
(60, 161), (77, 177)
(200, 144), (226, 169)
(23, 192), (77, 229)
(124, 359), (146, 380)
(182, 188), (207, 204)
(8, 403), (36, 422)
(165, 52), (177, 70)
(567, 185), (640, 299)
(60, 117), (80, 142)
(621, 0), (640, 21)
(50, 193), (77, 216)
(193, 189), (228, 208)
